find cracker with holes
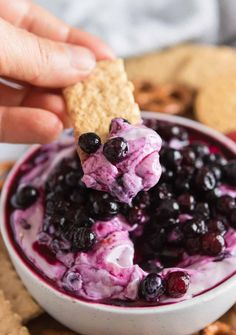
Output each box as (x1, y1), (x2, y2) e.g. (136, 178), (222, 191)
(0, 290), (30, 335)
(63, 59), (141, 144)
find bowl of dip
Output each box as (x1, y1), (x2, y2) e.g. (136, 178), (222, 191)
(1, 112), (236, 335)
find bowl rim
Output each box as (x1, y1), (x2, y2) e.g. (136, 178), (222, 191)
(1, 111), (236, 315)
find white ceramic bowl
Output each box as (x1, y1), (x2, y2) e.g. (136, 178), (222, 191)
(1, 112), (236, 335)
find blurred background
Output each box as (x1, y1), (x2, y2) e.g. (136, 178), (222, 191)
(36, 0), (236, 57)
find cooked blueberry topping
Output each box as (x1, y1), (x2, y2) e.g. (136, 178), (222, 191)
(195, 167), (216, 192)
(202, 232), (225, 256)
(151, 183), (173, 203)
(133, 191), (151, 209)
(71, 227), (96, 252)
(128, 207), (148, 225)
(154, 199), (180, 220)
(103, 137), (128, 164)
(178, 193), (195, 213)
(89, 192), (119, 220)
(78, 132), (101, 154)
(11, 118), (236, 305)
(181, 147), (196, 166)
(14, 185), (39, 209)
(161, 148), (182, 170)
(217, 195), (235, 215)
(194, 202), (210, 219)
(182, 218), (208, 237)
(223, 160), (236, 186)
(207, 219), (227, 235)
(157, 125), (188, 141)
(230, 209), (236, 228)
(139, 273), (165, 302)
(189, 142), (209, 157)
(165, 271), (190, 298)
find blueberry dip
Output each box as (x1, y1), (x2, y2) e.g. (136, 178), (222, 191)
(6, 118), (236, 306)
(80, 118), (162, 204)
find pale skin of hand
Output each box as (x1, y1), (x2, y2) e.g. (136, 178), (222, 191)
(0, 0), (114, 144)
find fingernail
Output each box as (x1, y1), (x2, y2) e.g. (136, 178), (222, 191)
(68, 45), (96, 73)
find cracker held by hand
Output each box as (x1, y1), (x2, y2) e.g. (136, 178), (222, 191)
(63, 59), (141, 143)
(0, 290), (30, 335)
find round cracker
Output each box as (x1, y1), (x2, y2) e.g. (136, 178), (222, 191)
(177, 46), (236, 89)
(195, 75), (236, 133)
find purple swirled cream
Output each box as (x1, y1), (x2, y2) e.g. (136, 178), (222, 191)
(5, 118), (236, 306)
(81, 118), (162, 204)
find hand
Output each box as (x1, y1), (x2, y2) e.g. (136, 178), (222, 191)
(0, 0), (114, 144)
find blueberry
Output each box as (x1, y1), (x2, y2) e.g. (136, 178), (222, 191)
(204, 153), (226, 166)
(165, 271), (190, 298)
(189, 142), (210, 158)
(166, 226), (183, 245)
(194, 202), (210, 219)
(70, 190), (85, 205)
(151, 183), (173, 204)
(207, 219), (227, 235)
(159, 247), (183, 267)
(160, 167), (174, 182)
(195, 167), (216, 192)
(155, 199), (180, 220)
(78, 132), (101, 154)
(132, 191), (151, 209)
(139, 273), (165, 302)
(161, 148), (182, 170)
(185, 237), (201, 255)
(103, 137), (128, 164)
(174, 177), (190, 194)
(182, 218), (208, 237)
(140, 260), (163, 273)
(75, 213), (95, 228)
(181, 147), (196, 166)
(217, 195), (235, 215)
(202, 232), (225, 256)
(14, 185), (39, 209)
(89, 192), (119, 220)
(209, 165), (222, 181)
(65, 171), (79, 187)
(223, 160), (236, 186)
(205, 188), (221, 204)
(146, 226), (167, 252)
(178, 193), (195, 213)
(230, 209), (236, 228)
(128, 207), (148, 225)
(158, 125), (188, 141)
(71, 227), (96, 252)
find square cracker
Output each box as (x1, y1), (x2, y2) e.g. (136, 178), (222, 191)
(0, 237), (42, 322)
(63, 59), (141, 143)
(0, 290), (30, 334)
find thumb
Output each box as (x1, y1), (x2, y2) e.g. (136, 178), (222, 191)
(0, 18), (96, 88)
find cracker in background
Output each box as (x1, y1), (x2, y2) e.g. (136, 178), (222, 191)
(195, 75), (236, 133)
(176, 46), (236, 89)
(63, 59), (140, 143)
(42, 331), (76, 335)
(125, 44), (202, 84)
(0, 237), (42, 322)
(0, 290), (30, 335)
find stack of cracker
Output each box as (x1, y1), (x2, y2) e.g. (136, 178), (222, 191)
(126, 44), (236, 133)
